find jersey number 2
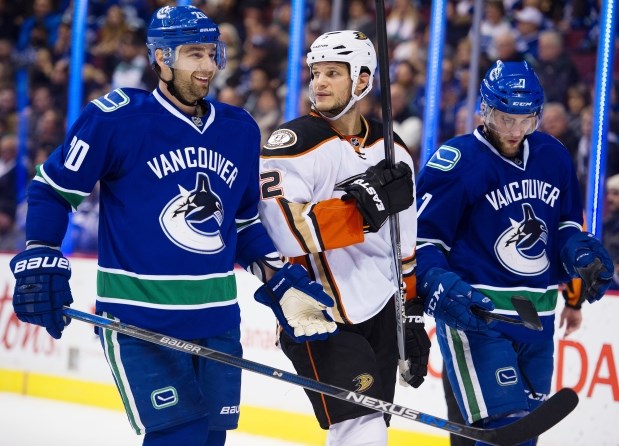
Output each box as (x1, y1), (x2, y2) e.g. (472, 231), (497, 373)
(260, 170), (283, 199)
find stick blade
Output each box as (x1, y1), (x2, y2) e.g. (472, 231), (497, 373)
(511, 296), (543, 331)
(490, 388), (579, 446)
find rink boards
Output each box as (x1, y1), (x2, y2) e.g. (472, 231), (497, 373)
(0, 254), (617, 445)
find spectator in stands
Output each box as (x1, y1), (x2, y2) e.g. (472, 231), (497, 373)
(0, 198), (23, 251)
(0, 133), (18, 212)
(242, 66), (272, 117)
(16, 0), (62, 52)
(212, 22), (241, 95)
(540, 102), (580, 161)
(89, 4), (131, 77)
(0, 37), (15, 85)
(576, 106), (619, 198)
(28, 46), (54, 87)
(48, 57), (69, 110)
(0, 85), (17, 133)
(307, 0), (332, 36)
(32, 108), (65, 152)
(392, 60), (418, 94)
(387, 0), (421, 46)
(446, 0), (473, 51)
(25, 84), (56, 145)
(493, 29), (526, 62)
(513, 6), (544, 60)
(346, 0), (376, 41)
(254, 88), (282, 148)
(390, 82), (422, 164)
(533, 30), (580, 105)
(0, 0), (19, 41)
(217, 85), (243, 107)
(453, 101), (482, 137)
(51, 20), (72, 62)
(603, 174), (619, 252)
(479, 0), (512, 60)
(111, 30), (149, 90)
(566, 83), (591, 136)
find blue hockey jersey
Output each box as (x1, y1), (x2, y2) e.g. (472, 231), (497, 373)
(27, 88), (276, 338)
(416, 128), (583, 340)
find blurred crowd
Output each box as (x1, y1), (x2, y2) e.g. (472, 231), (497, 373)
(0, 0), (618, 284)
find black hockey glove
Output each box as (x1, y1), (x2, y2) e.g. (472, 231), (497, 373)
(561, 232), (613, 304)
(402, 298), (431, 388)
(10, 247), (73, 339)
(342, 160), (414, 232)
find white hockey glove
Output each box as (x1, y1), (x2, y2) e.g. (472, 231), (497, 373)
(254, 264), (338, 342)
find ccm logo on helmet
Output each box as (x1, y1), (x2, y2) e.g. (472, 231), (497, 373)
(513, 101), (533, 106)
(13, 256), (71, 274)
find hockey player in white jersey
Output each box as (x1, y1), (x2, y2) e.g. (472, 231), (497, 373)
(415, 60), (613, 446)
(258, 30), (431, 445)
(9, 6), (337, 446)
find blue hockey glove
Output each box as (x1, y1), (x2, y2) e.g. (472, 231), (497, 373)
(418, 267), (495, 331)
(561, 232), (613, 303)
(10, 247), (73, 339)
(254, 264), (338, 342)
(402, 298), (431, 388)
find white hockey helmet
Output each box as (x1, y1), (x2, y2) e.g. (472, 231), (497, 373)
(306, 30), (377, 120)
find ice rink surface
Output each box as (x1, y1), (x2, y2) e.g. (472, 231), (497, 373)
(0, 393), (306, 446)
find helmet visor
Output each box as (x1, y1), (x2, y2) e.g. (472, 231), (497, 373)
(483, 107), (540, 136)
(170, 42), (226, 71)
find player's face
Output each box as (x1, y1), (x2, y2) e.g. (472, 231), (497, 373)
(310, 62), (353, 116)
(484, 108), (539, 157)
(171, 43), (219, 102)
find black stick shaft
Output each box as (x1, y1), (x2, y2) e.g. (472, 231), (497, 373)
(374, 0), (407, 374)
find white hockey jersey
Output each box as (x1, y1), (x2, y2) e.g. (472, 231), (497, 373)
(258, 112), (417, 324)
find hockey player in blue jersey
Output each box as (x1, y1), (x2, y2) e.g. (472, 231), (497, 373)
(416, 60), (613, 445)
(9, 6), (337, 446)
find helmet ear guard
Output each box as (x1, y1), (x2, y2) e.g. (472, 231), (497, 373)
(146, 5), (226, 69)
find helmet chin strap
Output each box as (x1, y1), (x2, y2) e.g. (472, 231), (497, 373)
(309, 81), (359, 121)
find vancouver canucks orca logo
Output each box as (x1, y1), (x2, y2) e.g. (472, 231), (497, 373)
(159, 172), (225, 254)
(494, 203), (549, 276)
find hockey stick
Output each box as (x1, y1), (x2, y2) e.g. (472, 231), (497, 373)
(575, 257), (607, 305)
(373, 0), (411, 383)
(63, 307), (578, 445)
(472, 296), (543, 331)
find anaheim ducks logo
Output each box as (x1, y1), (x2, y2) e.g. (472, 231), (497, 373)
(353, 31), (368, 40)
(264, 129), (297, 150)
(353, 373), (374, 393)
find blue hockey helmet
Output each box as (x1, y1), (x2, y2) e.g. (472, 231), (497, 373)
(480, 60), (544, 116)
(146, 5), (226, 69)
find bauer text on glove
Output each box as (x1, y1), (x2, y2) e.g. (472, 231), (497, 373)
(10, 247), (73, 339)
